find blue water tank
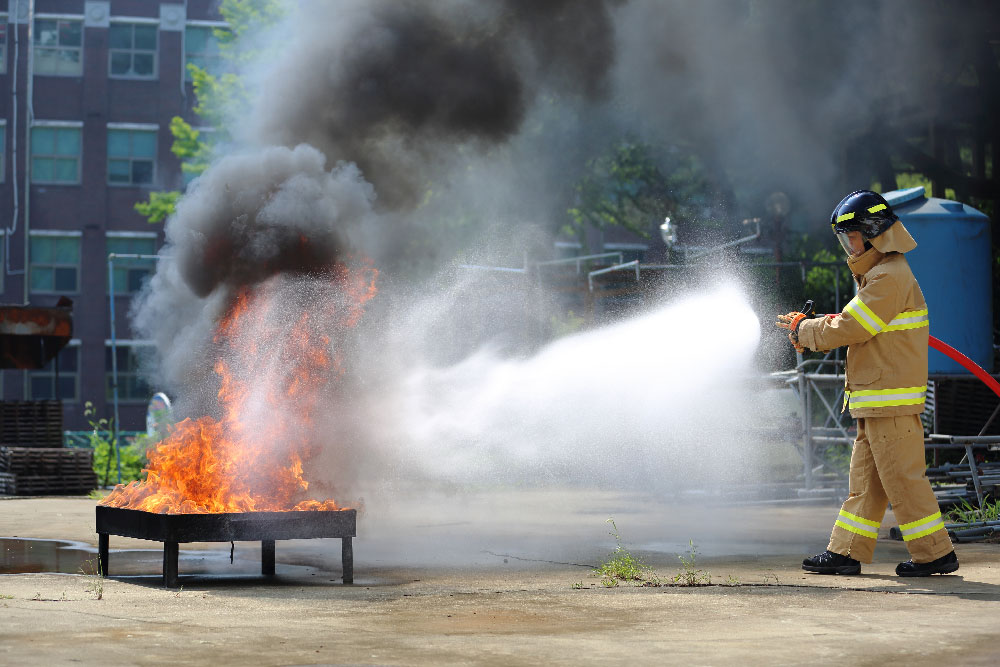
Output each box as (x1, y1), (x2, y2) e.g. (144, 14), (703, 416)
(883, 186), (993, 374)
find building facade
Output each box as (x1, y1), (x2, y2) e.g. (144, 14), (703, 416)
(0, 0), (226, 431)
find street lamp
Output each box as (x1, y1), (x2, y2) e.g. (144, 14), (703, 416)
(659, 216), (677, 249)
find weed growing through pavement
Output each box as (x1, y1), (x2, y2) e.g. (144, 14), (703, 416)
(79, 558), (104, 600)
(762, 570), (780, 585)
(593, 518), (661, 587)
(671, 540), (711, 586)
(724, 575), (741, 586)
(0, 594), (13, 600)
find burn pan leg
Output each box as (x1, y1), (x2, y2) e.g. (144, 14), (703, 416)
(98, 533), (109, 576)
(342, 536), (353, 584)
(163, 541), (179, 588)
(262, 540), (275, 576)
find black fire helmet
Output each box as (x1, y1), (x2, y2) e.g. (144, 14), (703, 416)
(830, 190), (896, 255)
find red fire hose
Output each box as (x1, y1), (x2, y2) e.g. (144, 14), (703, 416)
(799, 299), (1000, 399)
(928, 335), (1000, 399)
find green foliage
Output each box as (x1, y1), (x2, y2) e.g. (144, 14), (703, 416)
(215, 0), (286, 63)
(788, 233), (853, 315)
(549, 309), (586, 338)
(133, 191), (181, 224)
(947, 499), (1000, 524)
(85, 402), (148, 487)
(593, 518), (660, 587)
(169, 117), (214, 181)
(134, 0), (282, 224)
(79, 558), (104, 600)
(885, 173), (955, 201)
(566, 139), (726, 241)
(671, 540), (711, 586)
(820, 442), (852, 478)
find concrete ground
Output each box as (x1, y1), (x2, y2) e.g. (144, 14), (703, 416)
(2, 492), (1000, 666)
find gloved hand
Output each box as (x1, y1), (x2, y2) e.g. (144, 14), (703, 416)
(776, 311), (807, 353)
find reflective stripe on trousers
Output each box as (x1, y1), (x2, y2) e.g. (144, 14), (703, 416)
(899, 511), (946, 541)
(834, 510), (879, 539)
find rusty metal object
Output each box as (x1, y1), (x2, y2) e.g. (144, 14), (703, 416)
(96, 506), (356, 587)
(0, 301), (73, 370)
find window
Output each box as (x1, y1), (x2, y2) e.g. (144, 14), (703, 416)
(106, 343), (153, 403)
(0, 120), (6, 183)
(27, 343), (79, 402)
(183, 126), (216, 186)
(0, 17), (7, 74)
(109, 22), (158, 78)
(107, 235), (157, 294)
(30, 233), (81, 293)
(34, 18), (83, 76)
(184, 24), (227, 79)
(31, 124), (82, 184)
(108, 127), (156, 185)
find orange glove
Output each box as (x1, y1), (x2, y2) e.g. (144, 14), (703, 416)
(776, 311), (807, 353)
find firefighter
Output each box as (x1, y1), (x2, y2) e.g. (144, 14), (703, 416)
(777, 190), (958, 576)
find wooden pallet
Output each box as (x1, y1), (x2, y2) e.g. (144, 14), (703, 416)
(1, 473), (97, 495)
(0, 447), (93, 475)
(0, 472), (15, 495)
(0, 447), (96, 494)
(0, 401), (64, 448)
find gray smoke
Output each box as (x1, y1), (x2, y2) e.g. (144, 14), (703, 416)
(132, 144), (376, 393)
(250, 0), (619, 209)
(136, 0), (624, 397)
(132, 0), (972, 498)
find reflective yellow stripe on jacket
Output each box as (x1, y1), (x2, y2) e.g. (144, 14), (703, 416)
(844, 295), (886, 335)
(845, 385), (927, 410)
(844, 296), (930, 337)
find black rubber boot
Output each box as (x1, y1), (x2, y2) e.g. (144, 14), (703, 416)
(895, 550), (959, 577)
(802, 550), (861, 575)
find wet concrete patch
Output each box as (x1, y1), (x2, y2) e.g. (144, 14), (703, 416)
(0, 537), (311, 578)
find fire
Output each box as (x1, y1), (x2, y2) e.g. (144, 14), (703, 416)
(100, 262), (378, 514)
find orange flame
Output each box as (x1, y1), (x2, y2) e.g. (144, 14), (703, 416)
(100, 261), (378, 514)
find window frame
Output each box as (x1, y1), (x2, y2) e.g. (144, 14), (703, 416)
(108, 18), (160, 80)
(25, 338), (81, 403)
(106, 231), (158, 295)
(105, 340), (155, 404)
(0, 14), (8, 75)
(29, 230), (82, 295)
(106, 123), (158, 187)
(0, 119), (6, 183)
(30, 121), (83, 185)
(33, 15), (85, 77)
(184, 21), (229, 81)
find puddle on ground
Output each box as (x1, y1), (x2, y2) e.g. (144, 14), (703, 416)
(0, 537), (302, 577)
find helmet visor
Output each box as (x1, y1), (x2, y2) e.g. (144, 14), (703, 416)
(836, 230), (868, 256)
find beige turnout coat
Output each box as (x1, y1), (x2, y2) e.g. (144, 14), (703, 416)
(796, 221), (929, 418)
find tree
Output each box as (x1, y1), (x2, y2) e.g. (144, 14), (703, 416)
(566, 139), (732, 241)
(134, 0), (284, 224)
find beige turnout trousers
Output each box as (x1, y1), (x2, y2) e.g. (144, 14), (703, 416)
(828, 415), (952, 563)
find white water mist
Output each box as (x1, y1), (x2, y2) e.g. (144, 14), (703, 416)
(363, 283), (780, 496)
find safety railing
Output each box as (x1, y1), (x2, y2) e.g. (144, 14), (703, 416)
(773, 353), (853, 489)
(587, 260), (640, 291)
